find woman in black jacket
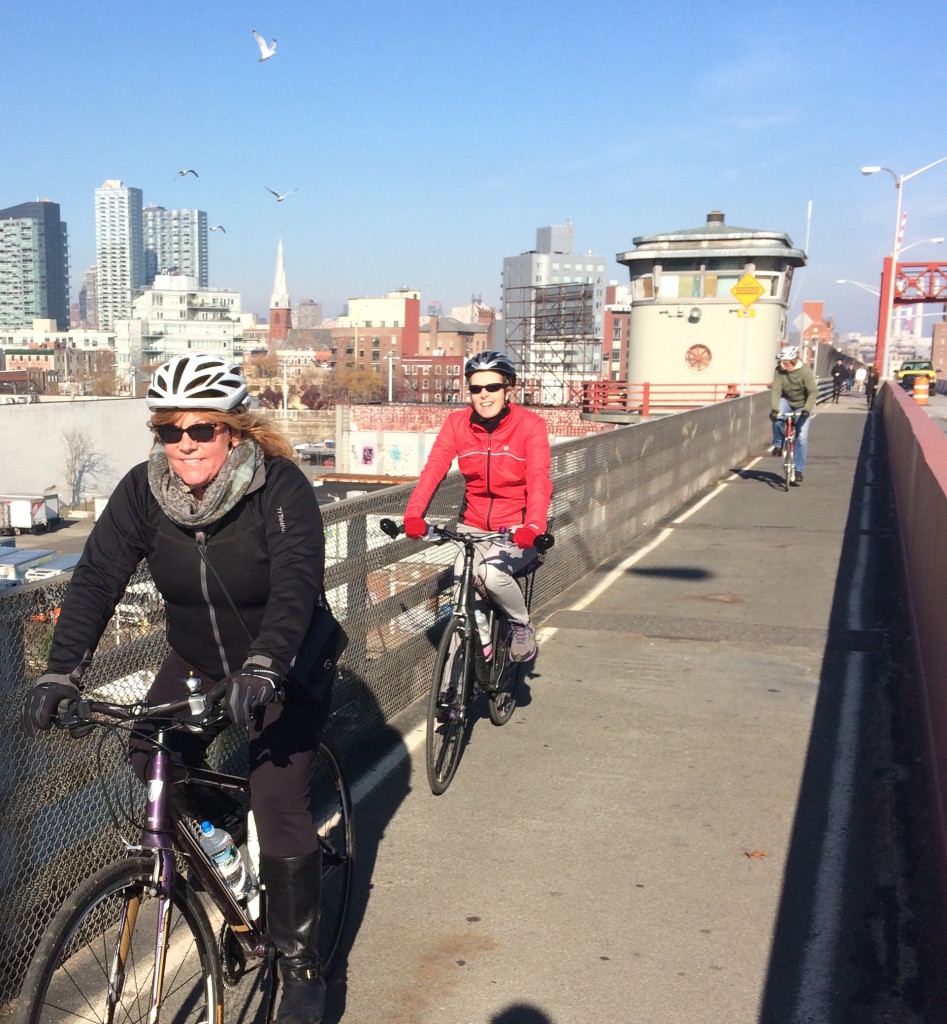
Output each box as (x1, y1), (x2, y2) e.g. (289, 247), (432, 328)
(21, 353), (334, 1024)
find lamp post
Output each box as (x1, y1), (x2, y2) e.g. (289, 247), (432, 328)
(862, 158), (947, 380)
(836, 279), (881, 297)
(898, 236), (945, 256)
(385, 351), (399, 402)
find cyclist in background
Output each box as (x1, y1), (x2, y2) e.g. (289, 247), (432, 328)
(830, 358), (846, 403)
(866, 364), (880, 408)
(769, 344), (818, 485)
(20, 353), (337, 1024)
(403, 350), (553, 663)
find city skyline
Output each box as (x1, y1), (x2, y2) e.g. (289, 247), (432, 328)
(5, 0), (947, 337)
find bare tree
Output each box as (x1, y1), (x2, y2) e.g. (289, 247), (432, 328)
(62, 428), (106, 508)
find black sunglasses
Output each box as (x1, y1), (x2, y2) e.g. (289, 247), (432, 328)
(154, 422), (220, 444)
(468, 382), (507, 395)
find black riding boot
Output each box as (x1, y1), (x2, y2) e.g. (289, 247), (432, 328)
(261, 851), (325, 1024)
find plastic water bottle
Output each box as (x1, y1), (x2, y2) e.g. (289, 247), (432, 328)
(199, 821), (250, 904)
(245, 811), (261, 921)
(474, 609), (493, 659)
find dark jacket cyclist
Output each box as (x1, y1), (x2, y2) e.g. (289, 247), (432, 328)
(20, 353), (332, 1024)
(403, 350), (553, 663)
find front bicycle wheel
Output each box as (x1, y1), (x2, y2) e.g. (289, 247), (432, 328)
(487, 616), (521, 726)
(426, 620), (471, 795)
(311, 739), (355, 974)
(19, 855), (222, 1024)
(783, 440), (794, 490)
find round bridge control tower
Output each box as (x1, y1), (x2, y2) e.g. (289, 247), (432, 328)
(616, 211), (806, 393)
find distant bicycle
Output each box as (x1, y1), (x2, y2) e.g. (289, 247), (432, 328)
(775, 411), (800, 491)
(380, 517), (554, 794)
(19, 681), (354, 1024)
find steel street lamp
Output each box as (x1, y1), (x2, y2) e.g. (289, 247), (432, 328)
(836, 279), (881, 297)
(862, 158), (947, 379)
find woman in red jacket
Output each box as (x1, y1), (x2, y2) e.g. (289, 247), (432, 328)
(403, 351), (553, 663)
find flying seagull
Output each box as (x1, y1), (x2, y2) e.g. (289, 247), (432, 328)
(252, 29), (277, 62)
(265, 187), (297, 202)
(173, 169), (199, 181)
(209, 225), (226, 233)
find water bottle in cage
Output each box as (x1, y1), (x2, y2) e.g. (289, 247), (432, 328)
(199, 821), (251, 904)
(245, 810), (261, 921)
(474, 608), (493, 660)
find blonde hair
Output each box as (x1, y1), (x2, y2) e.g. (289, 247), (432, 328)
(149, 408), (295, 459)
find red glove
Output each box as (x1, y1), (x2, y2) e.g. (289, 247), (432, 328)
(404, 516), (428, 539)
(512, 525), (539, 550)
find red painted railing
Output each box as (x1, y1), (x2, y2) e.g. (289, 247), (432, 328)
(581, 381), (772, 417)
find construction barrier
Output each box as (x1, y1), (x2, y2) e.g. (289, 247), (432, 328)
(913, 377), (930, 405)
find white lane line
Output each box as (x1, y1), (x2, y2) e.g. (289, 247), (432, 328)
(568, 528), (675, 612)
(671, 481), (729, 524)
(568, 458), (754, 612)
(792, 652), (866, 1024)
(351, 722), (425, 804)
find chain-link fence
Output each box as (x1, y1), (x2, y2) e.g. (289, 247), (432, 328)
(0, 392), (770, 1004)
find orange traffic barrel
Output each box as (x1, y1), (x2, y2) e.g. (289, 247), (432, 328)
(913, 377), (930, 405)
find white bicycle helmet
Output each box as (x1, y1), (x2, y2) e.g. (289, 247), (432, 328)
(146, 353), (250, 411)
(464, 350), (517, 383)
(777, 345), (800, 362)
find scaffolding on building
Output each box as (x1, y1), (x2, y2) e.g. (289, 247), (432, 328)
(503, 282), (602, 406)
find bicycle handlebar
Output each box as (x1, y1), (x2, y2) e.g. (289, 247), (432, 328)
(53, 680), (231, 732)
(379, 517), (555, 554)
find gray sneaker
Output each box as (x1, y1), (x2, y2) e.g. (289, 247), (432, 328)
(509, 621), (536, 663)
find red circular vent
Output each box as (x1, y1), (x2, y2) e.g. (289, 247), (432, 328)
(685, 344), (712, 371)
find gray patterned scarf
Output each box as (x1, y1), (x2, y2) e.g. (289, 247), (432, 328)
(148, 439), (262, 527)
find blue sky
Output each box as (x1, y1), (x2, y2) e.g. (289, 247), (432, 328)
(5, 0), (947, 335)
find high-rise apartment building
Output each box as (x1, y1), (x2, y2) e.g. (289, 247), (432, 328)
(296, 299), (323, 329)
(78, 265), (98, 329)
(95, 180), (144, 330)
(112, 273), (241, 376)
(143, 205), (208, 286)
(0, 200), (70, 330)
(502, 222), (605, 404)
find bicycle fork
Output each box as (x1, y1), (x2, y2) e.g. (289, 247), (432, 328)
(104, 741), (180, 1024)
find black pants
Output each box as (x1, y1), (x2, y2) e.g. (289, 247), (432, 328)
(130, 650), (330, 858)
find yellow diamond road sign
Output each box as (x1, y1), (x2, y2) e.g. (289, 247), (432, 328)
(731, 273), (765, 309)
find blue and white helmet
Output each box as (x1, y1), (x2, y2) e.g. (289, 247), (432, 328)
(777, 345), (800, 362)
(146, 353), (250, 411)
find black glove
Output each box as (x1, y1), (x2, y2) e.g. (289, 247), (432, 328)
(223, 665), (282, 726)
(21, 674), (80, 738)
(769, 409), (778, 422)
(794, 411), (809, 432)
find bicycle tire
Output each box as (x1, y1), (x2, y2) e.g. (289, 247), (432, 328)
(19, 854), (222, 1024)
(311, 739), (355, 973)
(487, 616), (521, 726)
(783, 441), (794, 491)
(426, 620), (471, 795)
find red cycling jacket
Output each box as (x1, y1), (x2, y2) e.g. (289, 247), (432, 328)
(404, 403), (553, 533)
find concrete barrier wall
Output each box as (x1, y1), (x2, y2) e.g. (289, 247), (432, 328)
(882, 383), (947, 886)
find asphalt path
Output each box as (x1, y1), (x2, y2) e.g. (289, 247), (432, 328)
(13, 395), (941, 1022)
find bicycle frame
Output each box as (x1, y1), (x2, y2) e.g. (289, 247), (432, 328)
(23, 687), (353, 1024)
(71, 696), (271, 1023)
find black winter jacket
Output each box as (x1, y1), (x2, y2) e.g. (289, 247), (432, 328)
(47, 456), (327, 690)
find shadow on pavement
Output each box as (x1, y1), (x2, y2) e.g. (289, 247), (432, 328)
(758, 409), (942, 1022)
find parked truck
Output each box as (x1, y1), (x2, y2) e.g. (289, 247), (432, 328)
(23, 554), (81, 581)
(0, 549), (56, 582)
(0, 494), (60, 534)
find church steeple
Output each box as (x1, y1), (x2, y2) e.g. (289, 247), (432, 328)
(269, 237), (292, 343)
